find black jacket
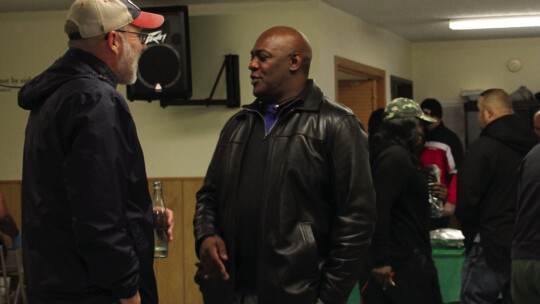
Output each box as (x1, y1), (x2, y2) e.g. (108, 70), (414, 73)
(513, 143), (540, 260)
(193, 81), (376, 304)
(456, 114), (537, 265)
(370, 144), (431, 267)
(18, 49), (157, 303)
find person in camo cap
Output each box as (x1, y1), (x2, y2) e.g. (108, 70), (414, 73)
(362, 98), (444, 304)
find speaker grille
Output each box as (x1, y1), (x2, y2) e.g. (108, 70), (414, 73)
(138, 44), (181, 89)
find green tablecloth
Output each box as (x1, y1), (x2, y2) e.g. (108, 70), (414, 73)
(432, 247), (466, 303)
(347, 247), (466, 304)
(347, 281), (361, 303)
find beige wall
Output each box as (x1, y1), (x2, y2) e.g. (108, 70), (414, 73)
(316, 3), (412, 99)
(412, 38), (540, 103)
(0, 0), (411, 180)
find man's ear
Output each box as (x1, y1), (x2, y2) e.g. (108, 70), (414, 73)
(106, 31), (121, 55)
(289, 53), (302, 72)
(486, 107), (494, 119)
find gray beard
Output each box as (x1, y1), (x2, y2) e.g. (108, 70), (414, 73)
(117, 39), (139, 85)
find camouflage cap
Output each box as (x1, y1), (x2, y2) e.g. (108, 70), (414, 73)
(383, 97), (436, 123)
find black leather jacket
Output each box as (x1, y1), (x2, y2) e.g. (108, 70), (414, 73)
(194, 80), (376, 304)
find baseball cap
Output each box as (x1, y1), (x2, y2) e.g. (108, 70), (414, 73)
(66, 0), (164, 39)
(421, 98), (443, 118)
(384, 97), (436, 123)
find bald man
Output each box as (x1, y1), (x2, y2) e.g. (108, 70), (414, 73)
(194, 26), (376, 304)
(456, 89), (537, 304)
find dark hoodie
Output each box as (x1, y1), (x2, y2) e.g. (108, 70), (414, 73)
(456, 114), (537, 266)
(18, 48), (157, 303)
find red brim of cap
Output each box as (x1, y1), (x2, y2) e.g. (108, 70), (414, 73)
(132, 11), (164, 29)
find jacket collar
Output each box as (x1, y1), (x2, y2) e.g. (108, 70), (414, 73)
(243, 79), (323, 114)
(66, 48), (118, 88)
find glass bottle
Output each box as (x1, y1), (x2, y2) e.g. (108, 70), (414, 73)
(152, 181), (168, 258)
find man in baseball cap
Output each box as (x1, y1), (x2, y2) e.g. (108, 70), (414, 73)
(65, 0), (164, 40)
(18, 1), (171, 304)
(420, 98), (464, 229)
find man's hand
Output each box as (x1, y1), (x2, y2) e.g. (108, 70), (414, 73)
(199, 236), (229, 280)
(165, 208), (174, 242)
(429, 182), (448, 201)
(119, 291), (141, 304)
(371, 265), (395, 290)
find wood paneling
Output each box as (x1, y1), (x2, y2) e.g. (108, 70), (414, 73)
(182, 180), (204, 304)
(1, 177), (205, 304)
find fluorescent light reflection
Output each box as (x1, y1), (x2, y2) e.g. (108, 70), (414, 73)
(449, 15), (540, 30)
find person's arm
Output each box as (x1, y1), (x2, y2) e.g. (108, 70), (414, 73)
(63, 93), (142, 300)
(317, 115), (376, 303)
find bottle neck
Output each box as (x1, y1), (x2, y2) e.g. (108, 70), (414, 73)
(152, 186), (165, 208)
(153, 187), (163, 199)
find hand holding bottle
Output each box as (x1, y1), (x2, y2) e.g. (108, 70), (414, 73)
(152, 181), (169, 258)
(165, 207), (174, 242)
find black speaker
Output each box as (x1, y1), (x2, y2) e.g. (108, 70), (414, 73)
(127, 6), (192, 101)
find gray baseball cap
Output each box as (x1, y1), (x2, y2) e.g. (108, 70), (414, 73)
(66, 0), (164, 39)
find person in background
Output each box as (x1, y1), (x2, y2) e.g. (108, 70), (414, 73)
(18, 1), (173, 303)
(0, 183), (20, 242)
(0, 182), (21, 298)
(420, 98), (463, 229)
(533, 110), (540, 138)
(363, 98), (443, 304)
(193, 26), (376, 304)
(512, 141), (540, 304)
(368, 108), (385, 137)
(456, 89), (537, 304)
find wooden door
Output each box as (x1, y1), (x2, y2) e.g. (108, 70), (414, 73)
(338, 79), (377, 129)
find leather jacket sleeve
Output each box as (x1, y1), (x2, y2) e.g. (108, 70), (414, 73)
(317, 115), (376, 303)
(193, 117), (237, 257)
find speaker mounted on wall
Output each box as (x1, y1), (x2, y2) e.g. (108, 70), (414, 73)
(127, 6), (192, 101)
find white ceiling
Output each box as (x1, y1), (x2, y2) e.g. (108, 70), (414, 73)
(2, 0), (540, 42)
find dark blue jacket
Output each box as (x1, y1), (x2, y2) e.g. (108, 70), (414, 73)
(18, 48), (157, 303)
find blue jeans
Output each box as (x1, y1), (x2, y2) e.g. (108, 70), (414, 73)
(461, 243), (513, 304)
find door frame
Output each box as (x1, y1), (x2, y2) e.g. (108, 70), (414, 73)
(334, 56), (386, 109)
